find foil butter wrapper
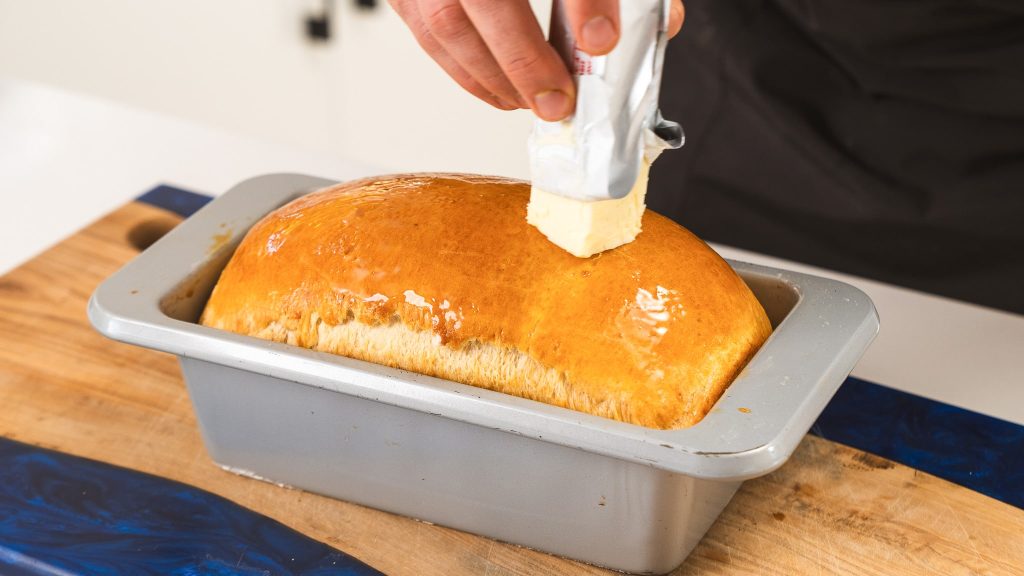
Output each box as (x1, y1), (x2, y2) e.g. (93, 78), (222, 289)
(529, 0), (683, 201)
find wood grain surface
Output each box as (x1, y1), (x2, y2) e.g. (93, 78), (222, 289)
(1, 201), (1021, 576)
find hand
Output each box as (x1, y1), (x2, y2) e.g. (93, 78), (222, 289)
(390, 0), (684, 121)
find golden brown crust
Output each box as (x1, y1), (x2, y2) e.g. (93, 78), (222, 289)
(200, 174), (772, 428)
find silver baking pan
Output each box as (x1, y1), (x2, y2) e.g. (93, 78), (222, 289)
(89, 174), (878, 574)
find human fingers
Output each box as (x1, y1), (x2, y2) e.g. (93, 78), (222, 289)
(416, 0), (527, 108)
(461, 0), (576, 121)
(389, 0), (518, 109)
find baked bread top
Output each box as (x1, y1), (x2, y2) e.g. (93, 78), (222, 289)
(200, 174), (772, 428)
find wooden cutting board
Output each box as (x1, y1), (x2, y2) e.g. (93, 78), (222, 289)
(1, 200), (1021, 576)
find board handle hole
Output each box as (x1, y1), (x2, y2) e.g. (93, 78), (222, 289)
(127, 218), (178, 251)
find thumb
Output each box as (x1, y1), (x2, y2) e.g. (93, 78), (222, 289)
(564, 0), (620, 56)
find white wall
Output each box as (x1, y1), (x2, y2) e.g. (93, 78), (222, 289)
(0, 0), (551, 177)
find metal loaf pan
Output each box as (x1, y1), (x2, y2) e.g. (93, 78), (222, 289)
(89, 174), (879, 574)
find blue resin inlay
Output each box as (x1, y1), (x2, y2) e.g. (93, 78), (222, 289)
(0, 438), (383, 576)
(812, 377), (1024, 509)
(136, 184), (213, 218)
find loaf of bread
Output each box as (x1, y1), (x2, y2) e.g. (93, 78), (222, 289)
(200, 174), (771, 428)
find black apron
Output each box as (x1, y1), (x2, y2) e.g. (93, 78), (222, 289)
(649, 0), (1024, 314)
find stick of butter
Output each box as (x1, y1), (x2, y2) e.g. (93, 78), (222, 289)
(526, 0), (681, 258)
(527, 162), (651, 258)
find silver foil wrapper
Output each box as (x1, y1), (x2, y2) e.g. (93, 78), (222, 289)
(529, 0), (682, 200)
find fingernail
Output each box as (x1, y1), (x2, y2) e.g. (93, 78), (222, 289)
(533, 90), (571, 120)
(581, 16), (617, 53)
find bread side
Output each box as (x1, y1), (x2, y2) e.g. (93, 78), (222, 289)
(205, 310), (755, 428)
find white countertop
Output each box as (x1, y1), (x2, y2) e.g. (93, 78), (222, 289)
(3, 76), (1022, 426)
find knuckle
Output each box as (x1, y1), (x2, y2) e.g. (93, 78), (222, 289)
(423, 2), (472, 41)
(476, 67), (511, 88)
(502, 50), (544, 77)
(450, 69), (479, 91)
(459, 0), (495, 16)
